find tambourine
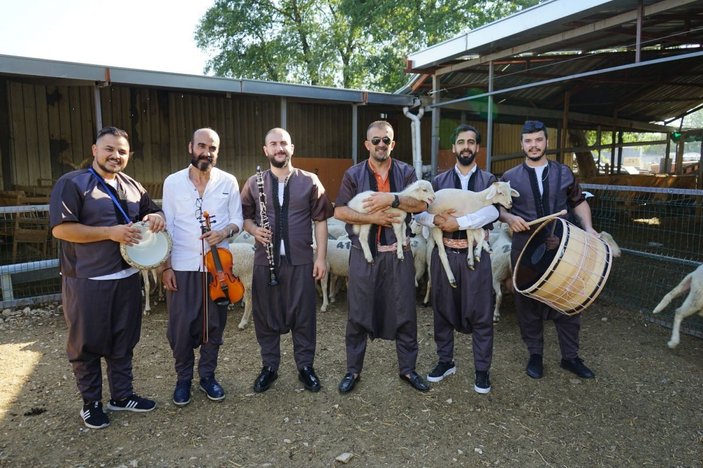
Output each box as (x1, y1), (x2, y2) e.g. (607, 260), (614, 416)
(120, 221), (172, 270)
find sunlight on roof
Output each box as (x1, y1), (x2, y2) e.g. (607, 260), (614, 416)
(0, 342), (41, 419)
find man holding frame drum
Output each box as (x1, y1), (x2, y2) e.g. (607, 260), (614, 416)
(499, 120), (598, 380)
(50, 126), (164, 429)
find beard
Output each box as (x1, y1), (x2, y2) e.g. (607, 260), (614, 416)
(268, 152), (290, 169)
(526, 150), (546, 162)
(190, 155), (213, 171)
(455, 150), (476, 167)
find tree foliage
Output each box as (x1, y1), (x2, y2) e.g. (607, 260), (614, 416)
(196, 0), (541, 92)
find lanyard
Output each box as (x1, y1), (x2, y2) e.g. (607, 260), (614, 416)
(89, 167), (131, 224)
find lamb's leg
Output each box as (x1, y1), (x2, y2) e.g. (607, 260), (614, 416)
(423, 235), (434, 304)
(393, 222), (406, 260)
(142, 269), (152, 315)
(320, 268), (330, 312)
(238, 289), (253, 330)
(431, 227), (457, 288)
(653, 274), (692, 314)
(492, 273), (502, 323)
(667, 283), (703, 348)
(357, 224), (374, 263)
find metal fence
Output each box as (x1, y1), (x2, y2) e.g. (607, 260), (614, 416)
(0, 204), (61, 309)
(2, 185), (702, 341)
(582, 183), (703, 339)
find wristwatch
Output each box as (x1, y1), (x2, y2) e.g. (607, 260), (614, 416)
(391, 194), (400, 208)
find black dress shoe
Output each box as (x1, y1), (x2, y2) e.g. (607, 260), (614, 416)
(400, 371), (430, 392)
(560, 357), (595, 379)
(526, 354), (543, 379)
(298, 366), (321, 392)
(253, 366), (278, 393)
(338, 372), (360, 394)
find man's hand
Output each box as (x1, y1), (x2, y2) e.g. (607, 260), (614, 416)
(162, 268), (177, 291)
(251, 226), (273, 246)
(504, 213), (531, 233)
(143, 213), (165, 233)
(369, 209), (402, 227)
(312, 257), (327, 281)
(111, 223), (142, 246)
(362, 192), (394, 213)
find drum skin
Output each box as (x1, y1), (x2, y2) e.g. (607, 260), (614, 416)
(120, 221), (172, 270)
(513, 218), (613, 316)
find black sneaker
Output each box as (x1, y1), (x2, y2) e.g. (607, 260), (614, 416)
(560, 357), (595, 379)
(199, 376), (226, 401)
(80, 401), (110, 429)
(107, 394), (157, 412)
(474, 370), (491, 394)
(427, 361), (456, 383)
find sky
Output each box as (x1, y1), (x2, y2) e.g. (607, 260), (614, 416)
(0, 0), (215, 75)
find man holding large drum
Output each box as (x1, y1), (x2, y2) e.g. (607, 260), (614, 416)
(499, 120), (598, 380)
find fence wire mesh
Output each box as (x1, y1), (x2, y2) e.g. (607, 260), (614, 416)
(582, 183), (703, 340)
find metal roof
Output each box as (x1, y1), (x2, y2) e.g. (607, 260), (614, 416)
(0, 54), (417, 107)
(405, 0), (703, 131)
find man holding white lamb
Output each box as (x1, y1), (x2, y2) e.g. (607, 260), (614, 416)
(499, 120), (597, 380)
(415, 124), (500, 394)
(335, 120), (431, 394)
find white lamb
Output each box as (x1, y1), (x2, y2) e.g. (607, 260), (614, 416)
(228, 242), (255, 330)
(652, 263), (703, 348)
(489, 221), (514, 323)
(428, 181), (519, 288)
(347, 180), (435, 263)
(320, 238), (352, 312)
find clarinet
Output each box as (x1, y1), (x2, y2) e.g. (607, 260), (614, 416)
(256, 166), (279, 286)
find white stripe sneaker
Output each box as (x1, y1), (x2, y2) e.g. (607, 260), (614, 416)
(107, 394), (156, 412)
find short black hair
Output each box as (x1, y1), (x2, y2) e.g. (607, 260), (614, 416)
(521, 120), (547, 137)
(96, 126), (128, 143)
(451, 124), (481, 144)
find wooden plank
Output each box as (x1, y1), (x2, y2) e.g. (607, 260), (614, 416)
(33, 84), (51, 184)
(10, 83), (28, 185)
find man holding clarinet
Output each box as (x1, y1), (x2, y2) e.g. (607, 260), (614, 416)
(241, 127), (334, 393)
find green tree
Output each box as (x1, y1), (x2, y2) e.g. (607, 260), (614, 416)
(196, 0), (540, 91)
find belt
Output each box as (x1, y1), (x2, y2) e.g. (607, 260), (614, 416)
(442, 238), (471, 249)
(377, 241), (411, 253)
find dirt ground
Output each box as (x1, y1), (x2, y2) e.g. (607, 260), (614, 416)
(0, 293), (702, 467)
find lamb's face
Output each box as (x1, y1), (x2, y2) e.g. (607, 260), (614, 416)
(413, 180), (435, 205)
(493, 181), (519, 209)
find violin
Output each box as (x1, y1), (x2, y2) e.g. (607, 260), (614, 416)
(201, 211), (245, 306)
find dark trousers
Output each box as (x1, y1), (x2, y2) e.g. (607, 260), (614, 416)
(62, 274), (142, 402)
(345, 248), (419, 375)
(166, 270), (228, 382)
(252, 260), (317, 370)
(514, 292), (581, 359)
(430, 248), (494, 371)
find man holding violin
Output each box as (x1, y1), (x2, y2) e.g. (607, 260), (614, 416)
(162, 128), (243, 406)
(241, 128), (333, 394)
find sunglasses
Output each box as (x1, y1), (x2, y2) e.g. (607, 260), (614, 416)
(370, 136), (392, 146)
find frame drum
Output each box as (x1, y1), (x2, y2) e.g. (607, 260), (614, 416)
(512, 217), (613, 315)
(120, 221), (172, 270)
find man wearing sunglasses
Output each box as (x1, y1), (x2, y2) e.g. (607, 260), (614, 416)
(334, 120), (430, 394)
(499, 120), (598, 380)
(414, 124), (499, 394)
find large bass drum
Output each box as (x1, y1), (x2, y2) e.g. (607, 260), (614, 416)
(512, 217), (613, 316)
(120, 221), (172, 270)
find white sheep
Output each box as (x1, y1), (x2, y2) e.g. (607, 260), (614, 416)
(428, 181), (519, 288)
(228, 242), (255, 330)
(320, 238), (352, 312)
(142, 268), (163, 315)
(652, 263), (703, 348)
(327, 217), (348, 240)
(347, 180), (435, 263)
(232, 231), (255, 245)
(489, 222), (514, 323)
(410, 235), (427, 288)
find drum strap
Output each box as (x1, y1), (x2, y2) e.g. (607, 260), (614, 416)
(89, 168), (131, 224)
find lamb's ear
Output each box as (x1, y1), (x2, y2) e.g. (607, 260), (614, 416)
(511, 188), (520, 197)
(485, 184), (498, 200)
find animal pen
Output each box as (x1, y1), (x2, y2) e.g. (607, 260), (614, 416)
(2, 181), (702, 342)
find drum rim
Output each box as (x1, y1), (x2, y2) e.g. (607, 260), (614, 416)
(512, 217), (568, 295)
(119, 221), (172, 270)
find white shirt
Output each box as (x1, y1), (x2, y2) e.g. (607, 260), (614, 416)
(414, 165), (499, 231)
(162, 166), (244, 272)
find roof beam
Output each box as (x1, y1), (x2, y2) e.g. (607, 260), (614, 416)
(435, 0), (700, 76)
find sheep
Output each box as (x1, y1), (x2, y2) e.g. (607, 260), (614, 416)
(489, 221), (514, 323)
(410, 235), (427, 288)
(141, 268), (163, 315)
(228, 242), (255, 330)
(232, 230), (255, 245)
(427, 181), (519, 288)
(652, 263), (703, 348)
(327, 216), (348, 240)
(347, 180), (435, 263)
(320, 238), (352, 312)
